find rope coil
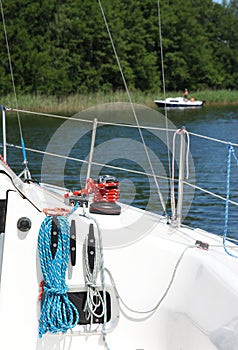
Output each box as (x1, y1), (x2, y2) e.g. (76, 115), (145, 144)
(38, 212), (79, 337)
(171, 128), (190, 221)
(83, 226), (105, 322)
(80, 205), (110, 348)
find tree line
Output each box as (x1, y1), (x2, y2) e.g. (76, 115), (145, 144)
(0, 0), (238, 96)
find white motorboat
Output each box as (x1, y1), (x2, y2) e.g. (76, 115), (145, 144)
(154, 97), (205, 108)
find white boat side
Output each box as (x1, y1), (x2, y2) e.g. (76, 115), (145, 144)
(154, 97), (205, 108)
(0, 159), (238, 350)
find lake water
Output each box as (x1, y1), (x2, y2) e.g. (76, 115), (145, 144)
(1, 104), (238, 239)
(168, 105), (238, 239)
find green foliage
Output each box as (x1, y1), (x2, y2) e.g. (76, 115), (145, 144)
(0, 0), (238, 96)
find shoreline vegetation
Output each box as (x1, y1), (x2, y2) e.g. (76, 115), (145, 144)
(2, 89), (238, 114)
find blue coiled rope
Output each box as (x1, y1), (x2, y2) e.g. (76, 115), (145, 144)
(38, 211), (79, 338)
(223, 143), (238, 258)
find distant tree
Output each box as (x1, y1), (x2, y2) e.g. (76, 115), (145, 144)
(0, 0), (238, 95)
(228, 0), (238, 16)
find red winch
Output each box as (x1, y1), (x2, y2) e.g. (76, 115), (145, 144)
(93, 175), (120, 203)
(65, 175), (121, 215)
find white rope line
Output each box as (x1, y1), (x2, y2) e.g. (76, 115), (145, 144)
(98, 0), (167, 215)
(10, 109), (238, 149)
(80, 207), (110, 349)
(0, 1), (28, 162)
(4, 142), (169, 181)
(188, 131), (238, 147)
(11, 108), (177, 132)
(83, 227), (105, 322)
(170, 133), (177, 220)
(0, 3), (19, 123)
(3, 142), (238, 207)
(98, 121), (176, 132)
(183, 181), (238, 206)
(11, 108), (93, 124)
(105, 245), (195, 318)
(171, 129), (190, 219)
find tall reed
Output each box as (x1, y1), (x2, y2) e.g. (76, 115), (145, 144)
(1, 89), (238, 114)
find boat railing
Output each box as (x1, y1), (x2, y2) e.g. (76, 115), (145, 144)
(1, 107), (238, 233)
(7, 107), (238, 146)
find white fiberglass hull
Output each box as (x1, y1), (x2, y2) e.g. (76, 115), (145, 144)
(154, 97), (204, 108)
(0, 161), (238, 350)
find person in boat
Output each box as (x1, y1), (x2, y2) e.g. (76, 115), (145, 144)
(183, 88), (189, 100)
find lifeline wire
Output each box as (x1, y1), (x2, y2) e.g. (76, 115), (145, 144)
(4, 137), (238, 210)
(0, 1), (29, 172)
(5, 140), (238, 208)
(223, 143), (238, 258)
(98, 0), (167, 216)
(8, 107), (238, 148)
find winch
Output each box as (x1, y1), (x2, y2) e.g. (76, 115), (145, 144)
(64, 175), (121, 215)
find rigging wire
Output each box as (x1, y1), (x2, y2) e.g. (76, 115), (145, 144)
(0, 0), (30, 177)
(3, 141), (238, 208)
(9, 108), (238, 148)
(157, 0), (172, 202)
(183, 180), (238, 207)
(4, 141), (170, 181)
(97, 0), (167, 216)
(189, 131), (238, 147)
